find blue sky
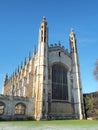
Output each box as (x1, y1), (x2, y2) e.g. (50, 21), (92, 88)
(0, 0), (98, 93)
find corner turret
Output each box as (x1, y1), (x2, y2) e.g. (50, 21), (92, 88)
(35, 17), (48, 120)
(69, 29), (83, 119)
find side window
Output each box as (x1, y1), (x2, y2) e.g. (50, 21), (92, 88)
(15, 103), (26, 115)
(59, 52), (61, 57)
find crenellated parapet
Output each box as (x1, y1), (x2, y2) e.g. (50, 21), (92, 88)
(49, 42), (71, 57)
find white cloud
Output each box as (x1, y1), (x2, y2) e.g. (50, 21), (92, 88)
(79, 38), (98, 44)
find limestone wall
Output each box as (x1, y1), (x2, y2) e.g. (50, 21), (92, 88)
(0, 95), (34, 120)
(50, 102), (73, 116)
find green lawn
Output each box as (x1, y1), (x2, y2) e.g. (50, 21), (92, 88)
(0, 120), (98, 130)
(1, 120), (97, 125)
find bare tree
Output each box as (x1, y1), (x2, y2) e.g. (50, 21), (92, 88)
(94, 59), (98, 80)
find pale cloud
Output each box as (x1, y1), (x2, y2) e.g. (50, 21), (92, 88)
(79, 38), (98, 44)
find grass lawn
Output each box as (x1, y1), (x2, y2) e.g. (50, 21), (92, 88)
(0, 120), (98, 130)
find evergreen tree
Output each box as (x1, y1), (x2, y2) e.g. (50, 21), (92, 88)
(84, 95), (93, 119)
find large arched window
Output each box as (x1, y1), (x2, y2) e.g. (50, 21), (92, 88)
(0, 102), (5, 115)
(15, 103), (26, 115)
(52, 63), (68, 101)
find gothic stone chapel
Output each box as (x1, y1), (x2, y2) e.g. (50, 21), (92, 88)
(0, 17), (84, 120)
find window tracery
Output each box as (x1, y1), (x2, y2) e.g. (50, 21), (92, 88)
(52, 64), (68, 100)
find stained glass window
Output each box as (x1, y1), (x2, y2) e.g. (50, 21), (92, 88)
(52, 64), (68, 100)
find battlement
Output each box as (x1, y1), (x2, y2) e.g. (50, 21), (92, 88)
(49, 42), (71, 57)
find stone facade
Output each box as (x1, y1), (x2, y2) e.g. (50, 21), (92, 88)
(1, 17), (84, 120)
(0, 95), (34, 120)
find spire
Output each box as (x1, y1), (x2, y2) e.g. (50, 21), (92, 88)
(69, 28), (77, 54)
(71, 28), (74, 32)
(5, 73), (8, 79)
(38, 16), (48, 46)
(70, 28), (75, 38)
(41, 16), (47, 26)
(34, 44), (36, 56)
(28, 52), (31, 62)
(15, 69), (17, 75)
(24, 57), (26, 66)
(18, 65), (19, 72)
(12, 72), (15, 78)
(20, 62), (23, 69)
(4, 74), (8, 81)
(4, 74), (8, 86)
(42, 16), (46, 22)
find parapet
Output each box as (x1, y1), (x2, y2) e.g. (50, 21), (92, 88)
(49, 42), (71, 57)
